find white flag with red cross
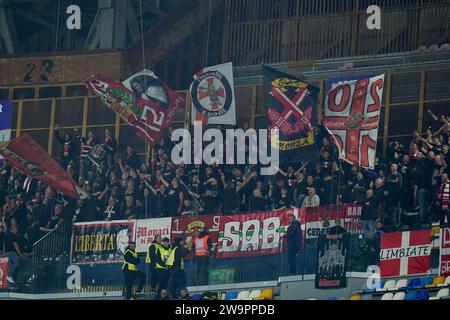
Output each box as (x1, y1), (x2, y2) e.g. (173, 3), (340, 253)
(379, 230), (431, 277)
(190, 62), (236, 126)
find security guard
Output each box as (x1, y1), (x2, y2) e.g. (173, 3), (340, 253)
(167, 237), (190, 298)
(122, 241), (145, 300)
(146, 234), (162, 291)
(194, 229), (212, 286)
(155, 237), (171, 292)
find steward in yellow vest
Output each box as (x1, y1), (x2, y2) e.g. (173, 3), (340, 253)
(122, 242), (145, 300)
(155, 237), (171, 292)
(167, 237), (191, 298)
(145, 235), (162, 291)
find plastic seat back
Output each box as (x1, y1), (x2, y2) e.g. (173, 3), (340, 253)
(393, 292), (405, 300)
(405, 291), (417, 300)
(416, 290), (429, 300)
(381, 293), (393, 300)
(237, 291), (250, 300)
(225, 291), (238, 300)
(248, 289), (262, 300)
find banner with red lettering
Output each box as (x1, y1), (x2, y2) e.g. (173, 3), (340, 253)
(439, 227), (450, 277)
(85, 70), (183, 147)
(170, 214), (221, 260)
(0, 256), (9, 289)
(135, 218), (172, 253)
(323, 74), (385, 169)
(0, 133), (79, 199)
(216, 208), (294, 259)
(380, 230), (431, 277)
(298, 204), (363, 239)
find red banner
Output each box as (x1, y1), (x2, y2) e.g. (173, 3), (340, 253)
(440, 227), (450, 277)
(298, 204), (363, 239)
(84, 72), (183, 147)
(0, 256), (9, 289)
(216, 208), (294, 259)
(170, 214), (221, 260)
(380, 230), (431, 277)
(0, 133), (79, 199)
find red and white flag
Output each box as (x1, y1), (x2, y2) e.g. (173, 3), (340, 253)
(380, 230), (431, 277)
(439, 227), (450, 277)
(323, 74), (384, 169)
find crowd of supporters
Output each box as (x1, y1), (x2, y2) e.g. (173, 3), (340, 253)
(0, 113), (449, 285)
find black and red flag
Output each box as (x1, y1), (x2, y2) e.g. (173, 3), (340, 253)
(0, 133), (79, 199)
(85, 70), (184, 147)
(263, 65), (319, 164)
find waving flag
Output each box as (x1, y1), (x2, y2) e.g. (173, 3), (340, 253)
(263, 65), (319, 164)
(190, 62), (236, 125)
(85, 70), (184, 147)
(323, 74), (384, 169)
(0, 133), (79, 199)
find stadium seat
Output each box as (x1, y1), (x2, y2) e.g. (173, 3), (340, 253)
(247, 290), (262, 300)
(370, 280), (385, 292)
(395, 279), (408, 290)
(425, 276), (445, 288)
(235, 291), (250, 300)
(381, 293), (394, 300)
(429, 288), (449, 300)
(416, 290), (429, 300)
(440, 43), (450, 50)
(437, 276), (450, 287)
(393, 292), (405, 300)
(381, 280), (396, 291)
(405, 291), (417, 300)
(406, 278), (422, 289)
(192, 294), (203, 300)
(421, 277), (433, 288)
(429, 44), (440, 51)
(225, 291), (238, 300)
(254, 288), (273, 300)
(349, 295), (361, 300)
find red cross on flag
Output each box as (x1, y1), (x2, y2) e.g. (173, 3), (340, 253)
(380, 230), (431, 277)
(190, 62), (236, 126)
(323, 74), (384, 169)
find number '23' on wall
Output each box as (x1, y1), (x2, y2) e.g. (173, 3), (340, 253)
(23, 59), (54, 83)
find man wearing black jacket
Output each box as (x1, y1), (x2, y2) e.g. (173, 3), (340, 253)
(167, 237), (190, 298)
(54, 125), (76, 170)
(284, 214), (301, 275)
(362, 189), (378, 240)
(122, 241), (145, 300)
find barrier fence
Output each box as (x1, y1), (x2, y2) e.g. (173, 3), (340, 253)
(0, 204), (385, 295)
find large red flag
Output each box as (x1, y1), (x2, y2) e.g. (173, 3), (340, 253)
(0, 133), (79, 199)
(85, 71), (184, 147)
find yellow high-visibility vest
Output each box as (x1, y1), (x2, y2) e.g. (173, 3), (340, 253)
(166, 246), (184, 270)
(122, 249), (138, 271)
(156, 246), (171, 269)
(146, 243), (161, 264)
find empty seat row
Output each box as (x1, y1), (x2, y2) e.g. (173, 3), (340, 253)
(381, 288), (449, 301)
(363, 275), (450, 293)
(191, 288), (274, 300)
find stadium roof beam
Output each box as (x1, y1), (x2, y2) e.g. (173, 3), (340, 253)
(84, 0), (128, 50)
(0, 0), (18, 54)
(126, 0), (223, 72)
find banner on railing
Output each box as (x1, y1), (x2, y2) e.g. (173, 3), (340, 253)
(0, 256), (9, 289)
(380, 230), (431, 277)
(439, 227), (450, 277)
(315, 233), (350, 289)
(216, 208), (294, 259)
(298, 204), (363, 239)
(71, 220), (135, 264)
(171, 214), (221, 260)
(135, 218), (172, 253)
